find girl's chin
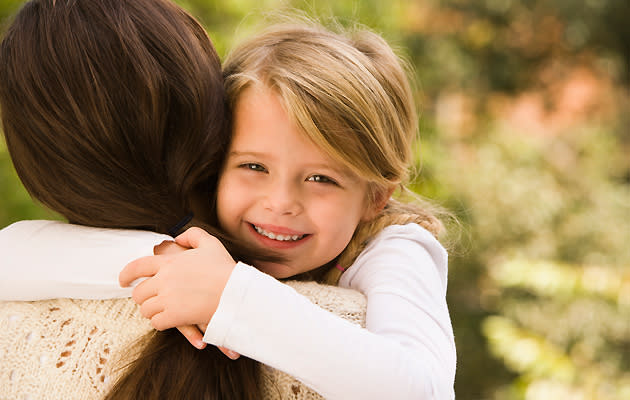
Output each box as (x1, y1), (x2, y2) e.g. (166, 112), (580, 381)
(254, 261), (295, 279)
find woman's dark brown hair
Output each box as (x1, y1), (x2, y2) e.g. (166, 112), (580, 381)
(0, 0), (261, 398)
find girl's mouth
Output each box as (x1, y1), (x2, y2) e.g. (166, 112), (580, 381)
(252, 224), (306, 242)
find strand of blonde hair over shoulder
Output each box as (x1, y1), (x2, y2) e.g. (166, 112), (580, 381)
(223, 14), (453, 285)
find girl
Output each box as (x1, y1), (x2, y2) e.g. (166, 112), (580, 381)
(1, 17), (456, 400)
(123, 24), (457, 399)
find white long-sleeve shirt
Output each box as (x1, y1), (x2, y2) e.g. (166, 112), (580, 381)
(0, 220), (171, 300)
(0, 220), (456, 399)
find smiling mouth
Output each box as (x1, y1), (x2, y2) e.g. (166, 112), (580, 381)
(252, 225), (306, 242)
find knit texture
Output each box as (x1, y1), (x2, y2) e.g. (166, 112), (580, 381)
(0, 281), (366, 400)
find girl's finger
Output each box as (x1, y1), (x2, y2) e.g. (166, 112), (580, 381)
(154, 240), (187, 255)
(119, 255), (162, 287)
(150, 309), (182, 331)
(218, 346), (241, 360)
(139, 295), (163, 320)
(177, 325), (207, 349)
(132, 277), (159, 306)
(174, 227), (217, 249)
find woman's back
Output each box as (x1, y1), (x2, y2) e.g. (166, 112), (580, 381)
(0, 281), (366, 399)
(0, 0), (261, 398)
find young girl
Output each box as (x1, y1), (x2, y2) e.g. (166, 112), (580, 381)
(1, 17), (456, 400)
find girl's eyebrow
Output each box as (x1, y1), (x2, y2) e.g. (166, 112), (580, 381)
(303, 163), (356, 180)
(228, 150), (267, 157)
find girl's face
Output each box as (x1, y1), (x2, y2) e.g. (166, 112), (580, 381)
(216, 85), (377, 278)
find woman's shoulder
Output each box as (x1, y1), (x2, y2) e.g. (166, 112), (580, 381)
(0, 219), (172, 241)
(0, 219), (60, 237)
(285, 280), (366, 327)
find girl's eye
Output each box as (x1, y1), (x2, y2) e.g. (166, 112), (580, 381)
(240, 163), (266, 172)
(307, 175), (338, 185)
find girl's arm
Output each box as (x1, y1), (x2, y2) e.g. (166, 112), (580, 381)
(0, 220), (171, 300)
(127, 224), (455, 399)
(205, 223), (455, 400)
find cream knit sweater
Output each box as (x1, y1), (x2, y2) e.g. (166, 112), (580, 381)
(0, 280), (366, 400)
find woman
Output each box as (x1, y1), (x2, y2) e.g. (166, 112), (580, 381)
(0, 1), (365, 399)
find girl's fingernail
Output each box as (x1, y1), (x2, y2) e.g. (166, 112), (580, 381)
(226, 350), (238, 359)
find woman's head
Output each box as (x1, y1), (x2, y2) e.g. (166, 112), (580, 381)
(223, 23), (418, 211)
(0, 0), (227, 233)
(1, 2), (266, 399)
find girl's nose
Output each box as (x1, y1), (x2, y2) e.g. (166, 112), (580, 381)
(263, 182), (303, 216)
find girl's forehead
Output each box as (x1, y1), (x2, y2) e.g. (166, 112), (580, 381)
(232, 82), (370, 181)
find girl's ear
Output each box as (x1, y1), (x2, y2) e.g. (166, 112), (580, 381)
(361, 186), (395, 221)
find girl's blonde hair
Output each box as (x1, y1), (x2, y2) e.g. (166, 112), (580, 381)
(223, 21), (445, 284)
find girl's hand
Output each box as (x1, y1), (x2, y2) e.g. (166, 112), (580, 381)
(177, 324), (207, 350)
(119, 227), (237, 338)
(177, 324), (241, 359)
(125, 231), (241, 359)
(150, 240), (210, 350)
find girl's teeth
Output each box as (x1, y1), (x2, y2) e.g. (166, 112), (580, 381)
(254, 226), (303, 241)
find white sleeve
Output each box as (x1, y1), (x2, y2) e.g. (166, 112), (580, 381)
(203, 224), (456, 400)
(340, 224), (456, 399)
(0, 220), (172, 300)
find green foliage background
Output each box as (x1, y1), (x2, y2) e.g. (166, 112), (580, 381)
(1, 1), (628, 399)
